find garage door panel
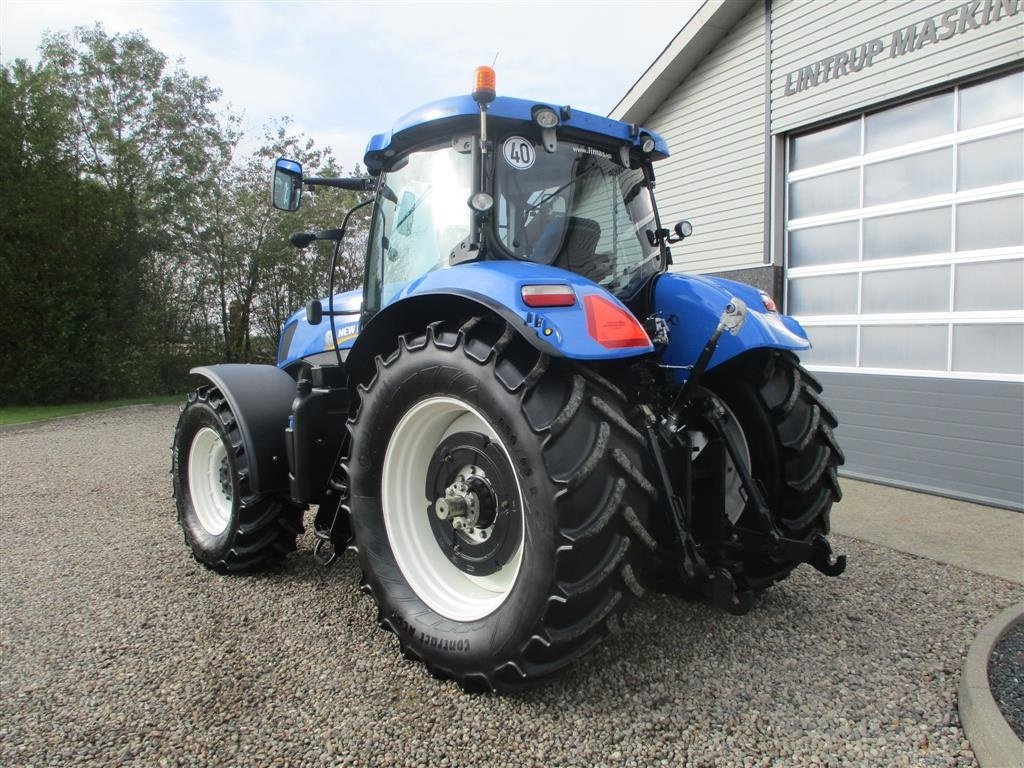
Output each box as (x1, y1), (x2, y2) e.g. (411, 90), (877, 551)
(837, 453), (1023, 510)
(821, 390), (1024, 428)
(818, 372), (1024, 509)
(836, 441), (1024, 509)
(821, 381), (1024, 423)
(786, 70), (1023, 509)
(834, 422), (1024, 468)
(837, 436), (1022, 486)
(833, 409), (1024, 446)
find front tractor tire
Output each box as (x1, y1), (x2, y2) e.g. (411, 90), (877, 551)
(347, 318), (657, 691)
(172, 386), (304, 572)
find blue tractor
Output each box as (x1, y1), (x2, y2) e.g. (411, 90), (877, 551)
(172, 68), (846, 691)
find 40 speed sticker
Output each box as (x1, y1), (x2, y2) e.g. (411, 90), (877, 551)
(502, 136), (535, 170)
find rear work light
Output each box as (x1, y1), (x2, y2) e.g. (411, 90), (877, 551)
(584, 295), (651, 349)
(521, 284), (576, 308)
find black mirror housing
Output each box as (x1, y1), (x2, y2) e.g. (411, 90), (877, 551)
(272, 158), (303, 211)
(305, 299), (323, 325)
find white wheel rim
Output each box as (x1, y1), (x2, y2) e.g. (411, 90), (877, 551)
(188, 426), (233, 536)
(381, 396), (525, 622)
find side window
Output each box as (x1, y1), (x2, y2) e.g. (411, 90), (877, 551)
(569, 165), (649, 287)
(367, 145), (473, 310)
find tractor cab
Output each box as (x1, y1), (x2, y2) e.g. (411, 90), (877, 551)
(274, 67), (676, 322)
(362, 129), (666, 315)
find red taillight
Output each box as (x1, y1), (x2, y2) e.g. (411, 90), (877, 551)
(521, 284), (576, 308)
(584, 295), (651, 349)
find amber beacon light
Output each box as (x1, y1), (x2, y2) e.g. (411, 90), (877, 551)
(473, 66), (496, 104)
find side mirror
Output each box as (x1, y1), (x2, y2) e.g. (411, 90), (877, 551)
(271, 158), (303, 211)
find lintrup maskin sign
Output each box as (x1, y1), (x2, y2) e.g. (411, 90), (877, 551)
(783, 0), (1022, 96)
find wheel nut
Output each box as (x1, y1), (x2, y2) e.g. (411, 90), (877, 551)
(435, 499), (450, 520)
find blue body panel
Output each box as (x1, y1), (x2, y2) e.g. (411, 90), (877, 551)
(654, 273), (811, 384)
(364, 95), (668, 173)
(381, 261), (654, 360)
(277, 289), (362, 369)
(278, 272), (811, 372)
(280, 263), (656, 366)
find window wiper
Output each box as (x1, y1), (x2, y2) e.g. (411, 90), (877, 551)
(394, 185), (433, 232)
(623, 180), (648, 205)
(523, 165), (599, 214)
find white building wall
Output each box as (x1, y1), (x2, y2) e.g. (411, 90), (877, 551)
(771, 0), (1024, 133)
(642, 3), (769, 274)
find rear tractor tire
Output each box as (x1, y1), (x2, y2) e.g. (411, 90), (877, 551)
(172, 386), (304, 572)
(698, 350), (845, 591)
(347, 317), (658, 691)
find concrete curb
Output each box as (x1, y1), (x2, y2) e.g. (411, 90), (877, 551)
(958, 601), (1024, 768)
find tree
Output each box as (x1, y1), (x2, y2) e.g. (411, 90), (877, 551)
(0, 25), (232, 402)
(196, 119), (369, 363)
(0, 24), (367, 403)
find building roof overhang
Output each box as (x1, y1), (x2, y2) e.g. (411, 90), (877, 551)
(610, 0), (757, 124)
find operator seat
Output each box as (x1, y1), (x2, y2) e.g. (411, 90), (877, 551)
(533, 215), (615, 284)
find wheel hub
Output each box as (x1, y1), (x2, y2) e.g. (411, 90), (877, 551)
(218, 458), (231, 498)
(435, 474), (482, 529)
(380, 395), (526, 622)
(426, 431), (521, 577)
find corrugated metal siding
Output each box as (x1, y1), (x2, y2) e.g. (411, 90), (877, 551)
(817, 371), (1024, 510)
(644, 3), (768, 275)
(771, 0), (1024, 134)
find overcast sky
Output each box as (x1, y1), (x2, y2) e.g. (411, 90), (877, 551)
(2, 1), (702, 170)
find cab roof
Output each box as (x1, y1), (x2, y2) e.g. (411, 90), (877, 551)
(363, 94), (669, 174)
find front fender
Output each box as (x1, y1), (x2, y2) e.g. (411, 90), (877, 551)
(654, 273), (810, 384)
(190, 364), (295, 495)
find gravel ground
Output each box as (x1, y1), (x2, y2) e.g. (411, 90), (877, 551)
(1, 405), (1021, 768)
(988, 619), (1024, 740)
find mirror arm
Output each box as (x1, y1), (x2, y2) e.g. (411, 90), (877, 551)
(289, 228), (346, 248)
(304, 176), (375, 191)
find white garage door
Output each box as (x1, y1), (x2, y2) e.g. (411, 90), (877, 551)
(783, 69), (1024, 510)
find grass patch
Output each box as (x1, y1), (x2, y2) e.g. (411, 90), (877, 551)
(0, 395), (183, 426)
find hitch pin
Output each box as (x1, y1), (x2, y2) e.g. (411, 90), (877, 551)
(718, 297), (748, 337)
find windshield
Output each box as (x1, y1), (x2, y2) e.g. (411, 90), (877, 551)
(494, 137), (661, 299)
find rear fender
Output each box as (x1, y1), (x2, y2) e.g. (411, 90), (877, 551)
(346, 261), (654, 385)
(654, 273), (810, 384)
(190, 364), (295, 495)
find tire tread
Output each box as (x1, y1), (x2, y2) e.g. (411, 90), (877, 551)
(349, 317), (656, 692)
(173, 385), (304, 573)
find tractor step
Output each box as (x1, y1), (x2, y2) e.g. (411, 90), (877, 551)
(312, 444), (352, 567)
